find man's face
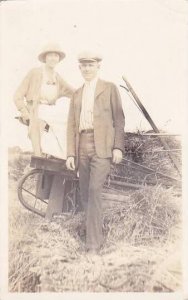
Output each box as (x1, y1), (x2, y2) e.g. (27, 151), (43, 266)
(79, 61), (100, 81)
(45, 52), (60, 68)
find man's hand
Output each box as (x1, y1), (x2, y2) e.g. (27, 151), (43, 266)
(112, 149), (123, 164)
(66, 156), (75, 170)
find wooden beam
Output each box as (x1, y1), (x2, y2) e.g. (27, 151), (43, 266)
(141, 133), (181, 137)
(121, 76), (181, 176)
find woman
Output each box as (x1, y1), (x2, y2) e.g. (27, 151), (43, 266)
(14, 42), (74, 157)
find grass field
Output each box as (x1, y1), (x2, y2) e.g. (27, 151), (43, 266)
(8, 135), (182, 292)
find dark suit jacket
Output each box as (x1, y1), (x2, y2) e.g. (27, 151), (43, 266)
(67, 79), (125, 165)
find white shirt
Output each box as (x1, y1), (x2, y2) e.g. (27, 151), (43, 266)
(79, 77), (98, 132)
(40, 68), (58, 104)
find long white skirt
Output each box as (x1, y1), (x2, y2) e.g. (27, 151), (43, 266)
(37, 97), (70, 160)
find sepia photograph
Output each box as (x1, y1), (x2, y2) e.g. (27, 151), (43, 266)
(0, 0), (188, 299)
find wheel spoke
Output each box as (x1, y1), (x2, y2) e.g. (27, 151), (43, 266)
(18, 169), (49, 217)
(22, 187), (42, 199)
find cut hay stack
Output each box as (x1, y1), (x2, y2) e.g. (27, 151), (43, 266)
(8, 132), (182, 292)
(124, 131), (181, 174)
(109, 132), (181, 190)
(102, 185), (180, 247)
(8, 180), (181, 292)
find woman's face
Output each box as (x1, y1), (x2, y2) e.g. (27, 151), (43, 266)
(45, 52), (60, 68)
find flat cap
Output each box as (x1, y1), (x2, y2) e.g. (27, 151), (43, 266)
(78, 51), (102, 63)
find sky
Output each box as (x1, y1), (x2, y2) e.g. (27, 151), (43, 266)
(0, 0), (188, 150)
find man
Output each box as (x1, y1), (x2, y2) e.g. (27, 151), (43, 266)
(66, 51), (125, 253)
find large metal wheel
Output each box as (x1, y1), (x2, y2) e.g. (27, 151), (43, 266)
(18, 168), (80, 218)
(18, 169), (49, 217)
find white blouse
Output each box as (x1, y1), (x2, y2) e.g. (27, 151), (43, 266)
(40, 68), (58, 104)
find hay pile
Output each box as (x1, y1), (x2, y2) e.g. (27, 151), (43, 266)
(102, 185), (180, 247)
(9, 183), (181, 292)
(110, 132), (181, 189)
(8, 147), (31, 180)
(8, 132), (182, 292)
(124, 132), (181, 175)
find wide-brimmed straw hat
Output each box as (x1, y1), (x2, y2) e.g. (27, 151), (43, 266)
(38, 43), (66, 63)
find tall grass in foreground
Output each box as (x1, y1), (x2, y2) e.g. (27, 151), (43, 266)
(9, 182), (181, 292)
(8, 134), (182, 292)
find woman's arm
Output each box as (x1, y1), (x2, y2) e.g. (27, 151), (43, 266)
(58, 75), (75, 98)
(14, 69), (33, 119)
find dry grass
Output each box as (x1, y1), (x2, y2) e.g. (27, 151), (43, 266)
(8, 133), (182, 292)
(9, 181), (182, 292)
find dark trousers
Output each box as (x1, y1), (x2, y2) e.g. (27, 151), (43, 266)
(79, 132), (111, 250)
